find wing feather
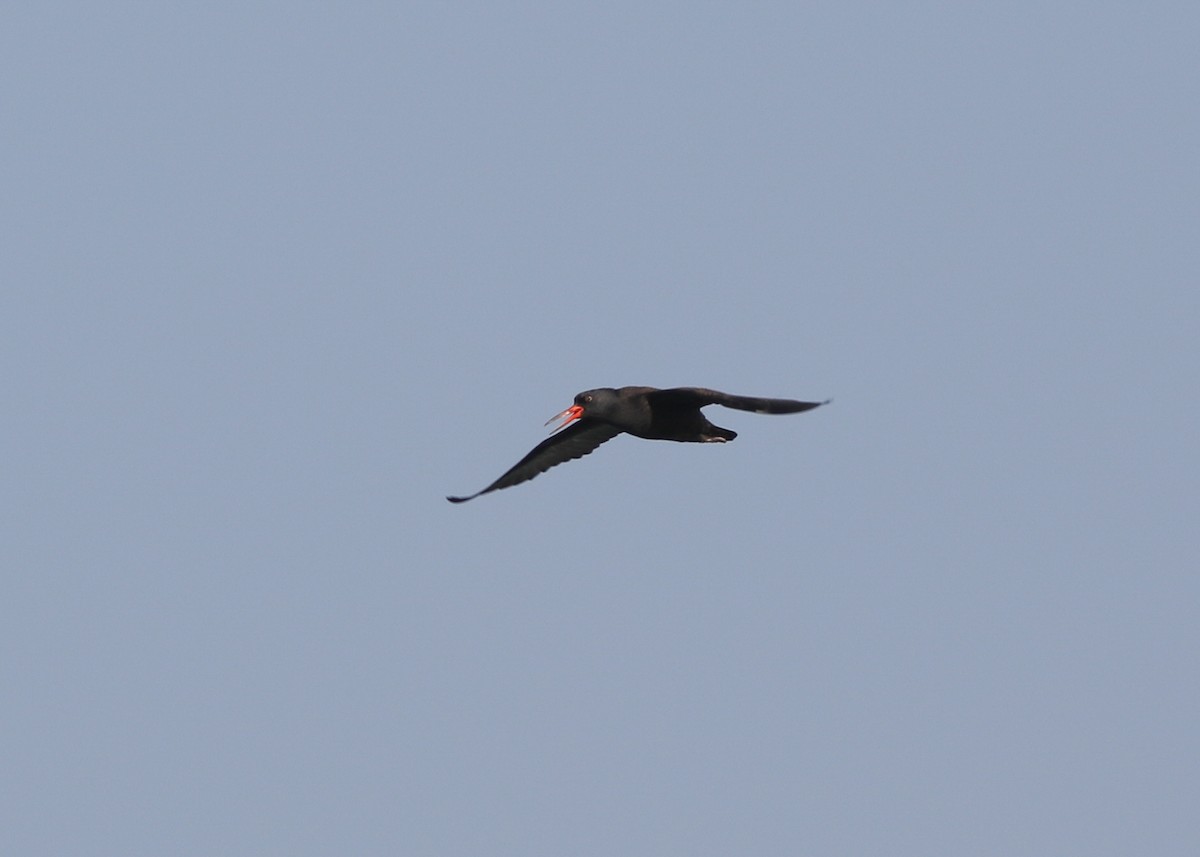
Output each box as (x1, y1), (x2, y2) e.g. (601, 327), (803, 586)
(447, 420), (622, 502)
(649, 387), (828, 415)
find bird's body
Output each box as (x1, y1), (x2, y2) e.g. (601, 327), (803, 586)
(447, 386), (828, 503)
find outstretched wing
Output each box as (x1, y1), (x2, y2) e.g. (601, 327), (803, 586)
(648, 387), (829, 415)
(447, 420), (622, 503)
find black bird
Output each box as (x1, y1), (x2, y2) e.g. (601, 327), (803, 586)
(447, 386), (828, 503)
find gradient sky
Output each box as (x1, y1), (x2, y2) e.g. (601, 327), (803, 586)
(4, 4), (1198, 855)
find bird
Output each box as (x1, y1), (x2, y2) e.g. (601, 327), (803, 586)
(447, 386), (828, 503)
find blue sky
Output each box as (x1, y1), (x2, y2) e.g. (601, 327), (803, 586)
(3, 4), (1198, 855)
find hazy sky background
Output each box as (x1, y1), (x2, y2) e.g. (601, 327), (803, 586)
(3, 3), (1197, 855)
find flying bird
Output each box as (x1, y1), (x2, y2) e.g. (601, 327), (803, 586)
(447, 386), (828, 503)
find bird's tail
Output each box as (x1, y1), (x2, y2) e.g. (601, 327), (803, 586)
(702, 425), (737, 442)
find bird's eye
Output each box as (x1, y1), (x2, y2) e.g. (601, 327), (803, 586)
(583, 395), (593, 403)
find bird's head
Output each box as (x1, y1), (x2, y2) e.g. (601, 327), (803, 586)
(544, 388), (618, 432)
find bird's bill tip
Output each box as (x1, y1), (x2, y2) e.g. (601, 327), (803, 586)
(544, 403), (584, 432)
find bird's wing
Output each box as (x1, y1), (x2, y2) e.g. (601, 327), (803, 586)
(447, 420), (622, 502)
(649, 387), (829, 415)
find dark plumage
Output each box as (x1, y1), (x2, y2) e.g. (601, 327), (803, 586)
(447, 386), (828, 503)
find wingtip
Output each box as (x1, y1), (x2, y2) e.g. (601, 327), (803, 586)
(446, 495), (470, 504)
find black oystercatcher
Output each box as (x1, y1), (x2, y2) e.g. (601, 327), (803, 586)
(447, 386), (828, 503)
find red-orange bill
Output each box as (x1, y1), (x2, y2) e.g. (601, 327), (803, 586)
(544, 404), (584, 432)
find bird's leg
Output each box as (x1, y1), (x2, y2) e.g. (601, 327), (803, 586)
(700, 424), (737, 442)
